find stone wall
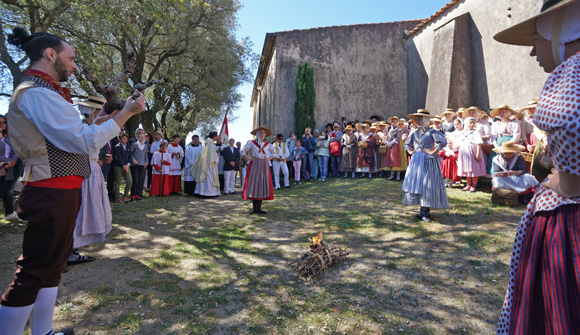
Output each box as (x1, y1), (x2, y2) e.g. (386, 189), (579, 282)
(406, 0), (549, 114)
(253, 21), (421, 137)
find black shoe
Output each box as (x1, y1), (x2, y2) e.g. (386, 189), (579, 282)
(67, 254), (96, 266)
(285, 186), (290, 188)
(256, 210), (268, 214)
(55, 329), (75, 335)
(414, 213), (423, 220)
(231, 191), (238, 195)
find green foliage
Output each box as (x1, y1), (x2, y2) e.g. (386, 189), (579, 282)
(0, 0), (257, 137)
(294, 62), (316, 137)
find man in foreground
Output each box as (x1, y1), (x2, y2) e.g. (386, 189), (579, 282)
(0, 27), (145, 335)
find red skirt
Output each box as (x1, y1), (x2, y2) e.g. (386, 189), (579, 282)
(507, 204), (580, 334)
(150, 174), (171, 196)
(242, 159), (274, 200)
(169, 175), (181, 193)
(440, 154), (461, 182)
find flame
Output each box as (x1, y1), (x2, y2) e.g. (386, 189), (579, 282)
(311, 232), (323, 248)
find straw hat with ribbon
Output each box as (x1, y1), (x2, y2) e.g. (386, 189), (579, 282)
(492, 140), (526, 153)
(407, 109), (436, 119)
(251, 126), (272, 137)
(490, 105), (517, 118)
(494, 0), (580, 67)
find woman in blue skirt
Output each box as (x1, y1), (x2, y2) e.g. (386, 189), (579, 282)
(402, 109), (449, 222)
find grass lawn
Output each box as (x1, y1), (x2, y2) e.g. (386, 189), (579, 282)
(0, 176), (523, 334)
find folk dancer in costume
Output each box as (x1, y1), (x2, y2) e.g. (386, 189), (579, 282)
(494, 1), (580, 332)
(356, 124), (376, 178)
(383, 116), (408, 181)
(375, 122), (388, 175)
(519, 99), (539, 152)
(221, 138), (240, 194)
(440, 118), (465, 188)
(150, 141), (172, 196)
(488, 105), (521, 175)
(430, 118), (444, 134)
(0, 27), (145, 335)
(340, 125), (358, 178)
(191, 131), (221, 197)
(457, 117), (487, 192)
(183, 135), (202, 195)
(167, 134), (184, 194)
(521, 99), (552, 181)
(440, 108), (457, 134)
(491, 141), (539, 201)
(401, 109), (449, 222)
(272, 134), (290, 189)
(241, 126), (276, 214)
(67, 97), (112, 268)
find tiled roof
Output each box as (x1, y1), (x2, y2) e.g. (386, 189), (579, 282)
(405, 0), (461, 39)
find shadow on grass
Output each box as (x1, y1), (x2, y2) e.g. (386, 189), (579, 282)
(0, 176), (523, 334)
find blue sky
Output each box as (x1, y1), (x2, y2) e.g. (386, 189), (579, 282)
(0, 0), (450, 143)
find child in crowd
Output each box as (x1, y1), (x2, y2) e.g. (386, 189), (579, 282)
(292, 140), (308, 184)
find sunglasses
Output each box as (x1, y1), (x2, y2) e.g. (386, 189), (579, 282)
(0, 121), (6, 124)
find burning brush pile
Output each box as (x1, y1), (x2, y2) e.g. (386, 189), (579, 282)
(289, 232), (349, 279)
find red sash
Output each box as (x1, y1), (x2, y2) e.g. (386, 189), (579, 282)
(252, 140), (269, 154)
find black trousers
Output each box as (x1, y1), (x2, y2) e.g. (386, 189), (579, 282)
(130, 165), (146, 197)
(1, 186), (81, 307)
(218, 174), (224, 191)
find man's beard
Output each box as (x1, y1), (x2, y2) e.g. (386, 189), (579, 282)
(53, 56), (69, 82)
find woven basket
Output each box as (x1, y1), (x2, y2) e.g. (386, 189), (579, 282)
(378, 145), (388, 154)
(357, 141), (368, 149)
(521, 152), (533, 163)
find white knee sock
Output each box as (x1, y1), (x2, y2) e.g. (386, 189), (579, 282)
(29, 287), (58, 335)
(0, 303), (35, 335)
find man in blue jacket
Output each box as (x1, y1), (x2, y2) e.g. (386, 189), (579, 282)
(113, 134), (133, 203)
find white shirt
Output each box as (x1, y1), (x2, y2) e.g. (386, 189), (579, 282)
(17, 87), (119, 154)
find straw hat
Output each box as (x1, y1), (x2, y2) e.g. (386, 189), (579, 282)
(494, 0), (580, 46)
(520, 98), (539, 111)
(490, 105), (517, 117)
(492, 140), (526, 153)
(456, 107), (466, 118)
(457, 106), (485, 119)
(407, 109), (436, 119)
(344, 125), (354, 131)
(379, 121), (388, 126)
(440, 108), (456, 117)
(369, 125), (378, 131)
(250, 126), (272, 137)
(75, 96), (106, 109)
(431, 118), (442, 124)
(387, 116), (400, 123)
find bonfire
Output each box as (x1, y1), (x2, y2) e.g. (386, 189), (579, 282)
(289, 232), (349, 279)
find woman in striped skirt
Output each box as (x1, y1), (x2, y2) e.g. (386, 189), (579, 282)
(494, 0), (580, 333)
(401, 109), (449, 222)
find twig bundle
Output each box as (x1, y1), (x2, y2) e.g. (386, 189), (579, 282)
(289, 232), (349, 279)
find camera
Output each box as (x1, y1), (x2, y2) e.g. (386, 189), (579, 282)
(1, 162), (9, 166)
